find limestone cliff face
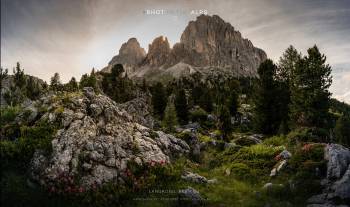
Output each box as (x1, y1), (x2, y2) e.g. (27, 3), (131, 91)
(103, 15), (267, 79)
(143, 36), (171, 67)
(173, 15), (267, 75)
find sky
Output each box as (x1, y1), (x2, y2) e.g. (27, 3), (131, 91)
(1, 0), (350, 103)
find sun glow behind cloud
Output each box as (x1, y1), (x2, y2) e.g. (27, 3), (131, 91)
(1, 0), (349, 103)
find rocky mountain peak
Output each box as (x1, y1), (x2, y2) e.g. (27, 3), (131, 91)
(176, 14), (266, 73)
(143, 36), (171, 67)
(105, 38), (146, 73)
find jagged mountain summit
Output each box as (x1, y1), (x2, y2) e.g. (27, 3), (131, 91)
(103, 14), (267, 80)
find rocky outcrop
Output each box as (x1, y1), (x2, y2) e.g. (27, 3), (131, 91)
(118, 93), (154, 128)
(103, 15), (267, 80)
(307, 144), (350, 206)
(30, 88), (189, 189)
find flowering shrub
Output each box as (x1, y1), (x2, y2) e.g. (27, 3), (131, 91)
(123, 159), (171, 191)
(289, 143), (326, 177)
(302, 143), (313, 152)
(47, 172), (86, 195)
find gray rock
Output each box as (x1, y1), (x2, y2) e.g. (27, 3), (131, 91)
(207, 178), (218, 184)
(155, 131), (190, 156)
(118, 94), (154, 128)
(307, 193), (328, 204)
(279, 150), (292, 160)
(270, 168), (277, 177)
(90, 104), (103, 117)
(181, 171), (208, 184)
(61, 109), (74, 127)
(83, 87), (95, 98)
(325, 144), (350, 180)
(30, 91), (190, 189)
(270, 160), (287, 177)
(308, 144), (350, 206)
(330, 165), (350, 200)
(178, 187), (203, 206)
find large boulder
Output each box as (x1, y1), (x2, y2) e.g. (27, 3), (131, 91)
(307, 144), (350, 206)
(325, 144), (350, 180)
(30, 88), (189, 189)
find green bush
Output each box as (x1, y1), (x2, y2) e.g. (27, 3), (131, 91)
(230, 145), (283, 176)
(263, 135), (287, 146)
(287, 128), (329, 144)
(0, 140), (19, 164)
(198, 134), (212, 143)
(235, 137), (257, 146)
(1, 123), (21, 140)
(228, 163), (256, 181)
(176, 131), (193, 144)
(289, 143), (326, 177)
(190, 107), (208, 123)
(0, 120), (57, 167)
(0, 106), (21, 126)
(235, 145), (283, 160)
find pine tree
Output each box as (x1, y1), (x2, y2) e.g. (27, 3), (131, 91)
(199, 89), (213, 112)
(192, 85), (204, 105)
(103, 64), (135, 102)
(162, 100), (178, 132)
(13, 62), (26, 89)
(66, 77), (78, 92)
(141, 78), (148, 92)
(253, 59), (281, 134)
(50, 72), (62, 91)
(80, 74), (89, 88)
(88, 68), (98, 91)
(276, 46), (301, 133)
(26, 76), (41, 99)
(289, 45), (332, 128)
(334, 114), (350, 147)
(0, 67), (8, 87)
(277, 46), (301, 83)
(151, 82), (167, 118)
(218, 105), (232, 141)
(175, 88), (189, 124)
(227, 90), (239, 116)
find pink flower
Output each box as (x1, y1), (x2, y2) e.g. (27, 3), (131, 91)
(79, 187), (84, 193)
(302, 144), (313, 152)
(274, 154), (281, 161)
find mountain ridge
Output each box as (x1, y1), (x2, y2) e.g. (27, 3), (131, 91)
(103, 14), (267, 79)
